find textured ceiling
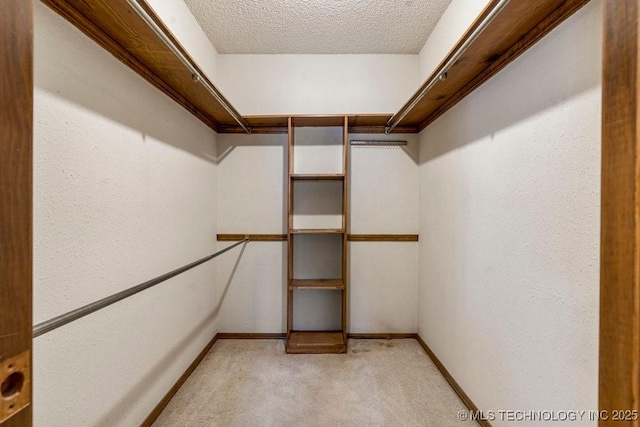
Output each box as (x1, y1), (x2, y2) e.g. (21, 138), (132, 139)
(183, 0), (453, 54)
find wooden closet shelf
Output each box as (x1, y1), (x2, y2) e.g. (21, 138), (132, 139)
(291, 116), (346, 127)
(217, 233), (419, 242)
(286, 331), (346, 354)
(289, 279), (345, 290)
(286, 116), (348, 353)
(41, 0), (245, 132)
(391, 0), (590, 132)
(290, 229), (345, 235)
(43, 2), (589, 135)
(290, 174), (345, 180)
(219, 114), (417, 134)
(217, 234), (287, 241)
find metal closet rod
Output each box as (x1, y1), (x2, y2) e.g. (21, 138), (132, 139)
(385, 0), (511, 134)
(33, 238), (249, 338)
(350, 139), (407, 146)
(126, 0), (251, 134)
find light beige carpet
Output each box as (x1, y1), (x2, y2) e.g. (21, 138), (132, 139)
(153, 339), (476, 426)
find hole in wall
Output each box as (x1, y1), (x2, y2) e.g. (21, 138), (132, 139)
(1, 372), (24, 400)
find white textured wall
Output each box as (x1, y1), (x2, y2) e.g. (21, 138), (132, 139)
(33, 3), (220, 426)
(216, 134), (287, 333)
(417, 1), (601, 424)
(216, 54), (419, 115)
(216, 133), (418, 333)
(349, 135), (419, 333)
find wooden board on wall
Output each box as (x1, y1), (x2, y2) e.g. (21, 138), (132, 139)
(0, 0), (33, 425)
(217, 234), (419, 242)
(42, 0), (590, 137)
(393, 0), (591, 131)
(599, 0), (640, 421)
(41, 0), (244, 131)
(218, 114), (419, 134)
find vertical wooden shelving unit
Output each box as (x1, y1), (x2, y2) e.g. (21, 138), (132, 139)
(286, 116), (349, 354)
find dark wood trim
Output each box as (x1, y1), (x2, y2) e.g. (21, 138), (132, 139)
(218, 333), (286, 339)
(142, 333), (219, 426)
(286, 118), (294, 340)
(217, 234), (287, 242)
(599, 0), (640, 421)
(347, 333), (417, 340)
(342, 116), (349, 344)
(0, 1), (33, 425)
(217, 234), (419, 242)
(348, 234), (419, 242)
(416, 335), (490, 427)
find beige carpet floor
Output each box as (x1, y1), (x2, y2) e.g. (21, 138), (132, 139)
(153, 339), (475, 426)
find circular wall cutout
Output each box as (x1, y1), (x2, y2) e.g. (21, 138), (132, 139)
(1, 372), (24, 399)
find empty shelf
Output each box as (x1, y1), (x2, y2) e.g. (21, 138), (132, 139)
(286, 331), (346, 354)
(289, 279), (345, 290)
(290, 229), (344, 234)
(290, 174), (345, 180)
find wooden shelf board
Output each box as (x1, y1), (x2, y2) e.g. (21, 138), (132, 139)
(394, 0), (590, 131)
(217, 233), (419, 242)
(42, 0), (241, 131)
(290, 229), (344, 235)
(217, 234), (287, 241)
(291, 174), (345, 180)
(219, 114), (418, 134)
(245, 115), (290, 128)
(291, 116), (346, 127)
(219, 115), (289, 133)
(44, 1), (588, 136)
(348, 114), (392, 128)
(348, 234), (419, 242)
(289, 279), (344, 290)
(286, 331), (346, 354)
(347, 114), (417, 134)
